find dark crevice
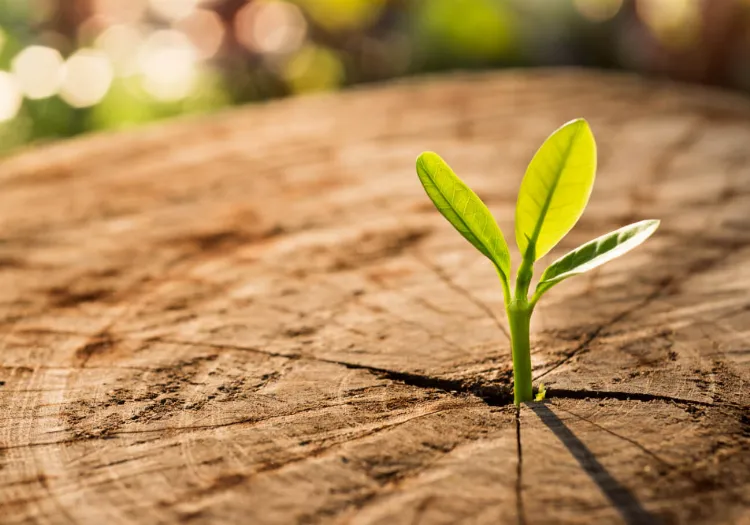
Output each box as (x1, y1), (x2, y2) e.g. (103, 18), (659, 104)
(14, 332), (729, 415)
(50, 331), (728, 411)
(94, 334), (517, 404)
(2, 351), (733, 455)
(332, 360), (514, 406)
(337, 358), (735, 414)
(546, 387), (719, 407)
(0, 437), (95, 451)
(515, 408), (527, 525)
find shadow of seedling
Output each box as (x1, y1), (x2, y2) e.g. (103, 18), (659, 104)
(528, 403), (661, 525)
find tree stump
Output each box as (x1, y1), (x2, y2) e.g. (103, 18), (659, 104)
(0, 70), (748, 525)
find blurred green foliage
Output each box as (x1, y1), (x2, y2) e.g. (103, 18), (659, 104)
(0, 0), (747, 155)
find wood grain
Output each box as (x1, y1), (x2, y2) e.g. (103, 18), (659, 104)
(0, 70), (748, 525)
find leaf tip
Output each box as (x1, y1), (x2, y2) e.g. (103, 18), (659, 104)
(562, 117), (590, 131)
(641, 219), (661, 235)
(561, 118), (596, 148)
(416, 151), (441, 174)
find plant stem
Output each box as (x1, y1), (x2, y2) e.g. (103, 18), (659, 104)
(508, 252), (535, 405)
(508, 301), (533, 405)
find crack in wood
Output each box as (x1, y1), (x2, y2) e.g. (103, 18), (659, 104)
(533, 276), (675, 381)
(413, 251), (510, 341)
(329, 357), (736, 414)
(515, 408), (527, 525)
(545, 388), (723, 407)
(534, 229), (750, 373)
(528, 404), (661, 525)
(551, 403), (674, 468)
(14, 330), (731, 414)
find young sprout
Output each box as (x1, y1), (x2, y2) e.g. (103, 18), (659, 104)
(416, 119), (659, 405)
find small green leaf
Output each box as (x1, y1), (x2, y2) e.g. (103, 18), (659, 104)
(534, 383), (546, 402)
(416, 152), (511, 281)
(534, 219), (660, 299)
(515, 119), (597, 262)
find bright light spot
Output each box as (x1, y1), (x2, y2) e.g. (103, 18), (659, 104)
(92, 0), (148, 24)
(148, 0), (199, 22)
(138, 30), (197, 101)
(574, 0), (623, 22)
(60, 49), (114, 108)
(11, 46), (65, 100)
(284, 45), (343, 93)
(96, 24), (144, 76)
(177, 8), (225, 60)
(0, 72), (22, 122)
(235, 1), (307, 55)
(636, 0), (701, 49)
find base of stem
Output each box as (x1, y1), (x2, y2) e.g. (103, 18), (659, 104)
(508, 302), (533, 405)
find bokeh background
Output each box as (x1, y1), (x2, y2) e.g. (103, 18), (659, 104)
(0, 0), (748, 155)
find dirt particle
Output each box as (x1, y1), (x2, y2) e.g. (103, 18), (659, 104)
(75, 333), (115, 365)
(186, 230), (250, 252)
(328, 228), (430, 272)
(178, 510), (205, 522)
(283, 326), (317, 338)
(174, 223), (287, 255)
(93, 267), (120, 278)
(199, 473), (247, 495)
(366, 265), (414, 284)
(164, 299), (188, 311)
(263, 224), (286, 238)
(0, 256), (25, 269)
(47, 286), (113, 308)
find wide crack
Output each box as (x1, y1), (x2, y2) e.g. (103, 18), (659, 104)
(333, 358), (735, 411)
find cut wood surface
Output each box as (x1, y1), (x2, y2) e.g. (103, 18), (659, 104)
(0, 70), (748, 525)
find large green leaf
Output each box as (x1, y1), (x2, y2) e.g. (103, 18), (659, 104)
(534, 219), (660, 299)
(416, 151), (511, 280)
(515, 119), (597, 262)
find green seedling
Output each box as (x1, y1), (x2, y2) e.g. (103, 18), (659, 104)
(416, 119), (659, 405)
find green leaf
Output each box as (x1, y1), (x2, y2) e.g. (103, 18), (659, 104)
(515, 118), (597, 262)
(534, 220), (660, 299)
(416, 151), (511, 281)
(534, 383), (547, 402)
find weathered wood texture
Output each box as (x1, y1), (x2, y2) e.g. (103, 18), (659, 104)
(0, 70), (748, 525)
